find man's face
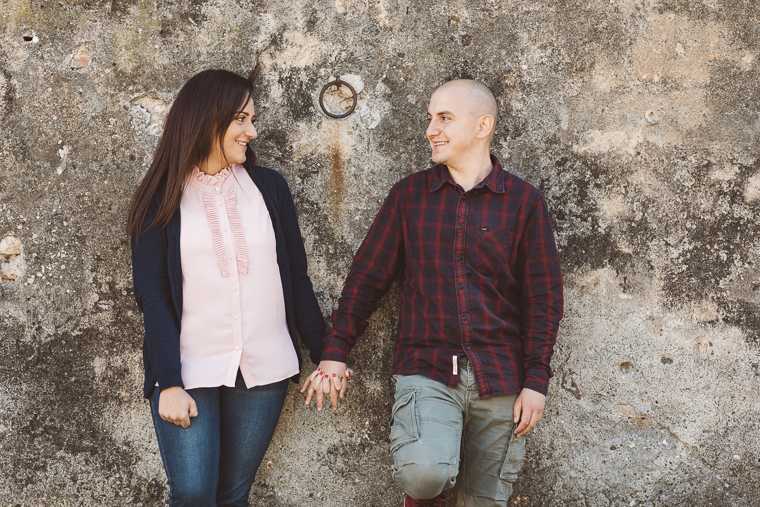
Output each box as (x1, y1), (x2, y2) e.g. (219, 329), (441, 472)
(426, 85), (481, 167)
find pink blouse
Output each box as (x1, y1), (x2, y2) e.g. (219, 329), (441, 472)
(177, 164), (299, 389)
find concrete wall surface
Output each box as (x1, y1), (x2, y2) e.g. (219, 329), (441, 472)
(1, 0), (760, 505)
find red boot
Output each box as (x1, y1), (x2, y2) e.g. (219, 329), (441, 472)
(404, 492), (445, 507)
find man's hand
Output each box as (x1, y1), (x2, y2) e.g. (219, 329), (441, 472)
(158, 387), (198, 428)
(300, 360), (353, 411)
(513, 388), (545, 436)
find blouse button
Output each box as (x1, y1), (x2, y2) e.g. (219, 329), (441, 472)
(215, 187), (221, 192)
(218, 202), (223, 206)
(232, 286), (238, 291)
(236, 345), (241, 350)
(234, 315), (239, 320)
(224, 227), (229, 231)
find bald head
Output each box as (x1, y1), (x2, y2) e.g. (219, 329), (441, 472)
(434, 79), (498, 129)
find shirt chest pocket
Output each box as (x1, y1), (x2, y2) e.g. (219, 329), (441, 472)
(468, 226), (512, 275)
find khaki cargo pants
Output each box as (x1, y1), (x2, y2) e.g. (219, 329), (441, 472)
(390, 357), (526, 506)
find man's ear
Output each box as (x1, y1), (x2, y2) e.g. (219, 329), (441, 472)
(476, 114), (495, 139)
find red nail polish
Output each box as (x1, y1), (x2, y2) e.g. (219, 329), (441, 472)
(332, 373), (336, 377)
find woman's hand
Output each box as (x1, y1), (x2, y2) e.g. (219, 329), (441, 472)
(300, 360), (353, 411)
(158, 387), (198, 428)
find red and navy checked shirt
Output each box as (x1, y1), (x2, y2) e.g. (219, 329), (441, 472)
(321, 157), (563, 398)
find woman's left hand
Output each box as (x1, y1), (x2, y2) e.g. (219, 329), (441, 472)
(300, 360), (353, 411)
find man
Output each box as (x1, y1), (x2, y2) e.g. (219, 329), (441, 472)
(302, 80), (563, 506)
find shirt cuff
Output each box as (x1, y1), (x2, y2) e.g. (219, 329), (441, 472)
(320, 334), (350, 364)
(523, 368), (552, 396)
(155, 371), (184, 392)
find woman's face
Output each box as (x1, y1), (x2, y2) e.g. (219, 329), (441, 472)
(203, 97), (257, 174)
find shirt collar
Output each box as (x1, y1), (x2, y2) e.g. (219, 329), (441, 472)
(430, 155), (505, 194)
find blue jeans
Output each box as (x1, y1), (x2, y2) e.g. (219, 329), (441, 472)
(149, 371), (289, 507)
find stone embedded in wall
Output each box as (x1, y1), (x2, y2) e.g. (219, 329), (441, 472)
(745, 173), (760, 202)
(129, 104), (152, 132)
(0, 235), (24, 282)
(334, 0), (368, 17)
(130, 95), (169, 136)
(69, 45), (91, 70)
(56, 145), (69, 175)
(740, 53), (755, 71)
(0, 72), (7, 114)
(613, 403), (649, 428)
(614, 403), (635, 418)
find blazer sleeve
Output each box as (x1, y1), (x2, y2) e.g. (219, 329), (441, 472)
(131, 207), (184, 392)
(275, 175), (326, 364)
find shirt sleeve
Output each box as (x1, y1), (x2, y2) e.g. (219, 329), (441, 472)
(514, 196), (564, 395)
(321, 185), (405, 363)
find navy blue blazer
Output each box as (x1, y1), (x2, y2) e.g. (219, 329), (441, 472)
(131, 165), (325, 398)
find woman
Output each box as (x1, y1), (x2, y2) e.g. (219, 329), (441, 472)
(128, 69), (325, 506)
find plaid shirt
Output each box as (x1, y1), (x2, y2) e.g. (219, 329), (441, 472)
(322, 157), (563, 397)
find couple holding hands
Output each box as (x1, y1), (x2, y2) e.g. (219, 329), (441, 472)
(129, 69), (563, 507)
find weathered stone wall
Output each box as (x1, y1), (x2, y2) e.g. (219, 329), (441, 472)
(1, 0), (759, 505)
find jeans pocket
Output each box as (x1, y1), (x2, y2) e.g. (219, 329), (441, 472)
(389, 389), (419, 453)
(499, 433), (526, 483)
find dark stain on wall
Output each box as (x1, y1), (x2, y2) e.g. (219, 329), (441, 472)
(0, 321), (161, 503)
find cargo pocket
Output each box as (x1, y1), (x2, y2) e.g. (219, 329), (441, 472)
(389, 389), (419, 453)
(499, 433), (526, 483)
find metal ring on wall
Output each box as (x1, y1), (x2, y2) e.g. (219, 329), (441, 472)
(318, 76), (358, 119)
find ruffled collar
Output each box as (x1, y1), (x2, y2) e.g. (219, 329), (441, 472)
(187, 165), (248, 278)
(191, 166), (232, 187)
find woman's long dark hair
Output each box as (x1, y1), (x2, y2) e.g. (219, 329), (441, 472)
(127, 69), (255, 241)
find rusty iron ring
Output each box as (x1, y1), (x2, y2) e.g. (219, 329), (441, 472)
(318, 76), (358, 119)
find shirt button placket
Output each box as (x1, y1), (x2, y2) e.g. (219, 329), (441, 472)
(456, 191), (470, 353)
(219, 182), (244, 384)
